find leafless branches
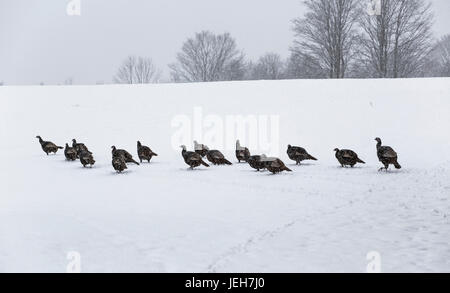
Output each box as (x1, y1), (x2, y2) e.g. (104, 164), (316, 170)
(285, 52), (327, 79)
(425, 35), (450, 77)
(250, 53), (285, 80)
(358, 0), (433, 78)
(291, 0), (360, 79)
(289, 0), (434, 79)
(169, 31), (246, 82)
(114, 56), (161, 84)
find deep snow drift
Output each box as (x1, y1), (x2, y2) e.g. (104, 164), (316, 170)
(0, 78), (449, 272)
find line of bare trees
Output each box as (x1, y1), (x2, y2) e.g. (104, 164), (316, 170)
(290, 0), (438, 79)
(357, 0), (434, 78)
(113, 0), (449, 84)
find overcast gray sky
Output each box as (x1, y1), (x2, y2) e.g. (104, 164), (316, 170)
(1, 0), (449, 85)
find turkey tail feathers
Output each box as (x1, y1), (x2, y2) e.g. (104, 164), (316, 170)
(308, 154), (317, 161)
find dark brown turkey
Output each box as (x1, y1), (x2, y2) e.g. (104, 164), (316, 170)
(112, 156), (127, 173)
(181, 145), (209, 169)
(261, 155), (292, 174)
(72, 139), (91, 158)
(247, 155), (266, 171)
(287, 144), (317, 165)
(235, 140), (250, 162)
(137, 141), (158, 163)
(206, 150), (232, 165)
(375, 137), (401, 171)
(79, 150), (95, 167)
(64, 143), (78, 161)
(194, 140), (209, 157)
(334, 148), (365, 167)
(36, 136), (63, 155)
(111, 146), (140, 165)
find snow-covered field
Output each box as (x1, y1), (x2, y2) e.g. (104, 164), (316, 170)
(0, 78), (449, 272)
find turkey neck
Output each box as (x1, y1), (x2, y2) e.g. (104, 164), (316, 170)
(181, 149), (187, 158)
(376, 141), (381, 150)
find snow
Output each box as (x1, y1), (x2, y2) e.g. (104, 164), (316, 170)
(0, 78), (449, 272)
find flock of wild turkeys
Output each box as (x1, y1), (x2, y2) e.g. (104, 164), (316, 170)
(36, 136), (402, 174)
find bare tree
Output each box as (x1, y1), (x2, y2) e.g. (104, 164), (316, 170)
(134, 57), (161, 83)
(114, 56), (160, 84)
(359, 0), (433, 78)
(291, 0), (359, 79)
(114, 56), (136, 84)
(250, 53), (285, 80)
(424, 35), (450, 77)
(169, 31), (246, 82)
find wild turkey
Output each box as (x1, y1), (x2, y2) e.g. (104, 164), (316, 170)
(235, 140), (250, 162)
(72, 139), (91, 158)
(64, 143), (78, 161)
(180, 145), (209, 169)
(36, 136), (63, 155)
(79, 150), (95, 167)
(260, 155), (292, 174)
(112, 156), (127, 173)
(287, 144), (317, 165)
(206, 150), (232, 165)
(137, 141), (158, 163)
(194, 140), (209, 157)
(247, 155), (266, 171)
(334, 148), (365, 167)
(375, 137), (401, 171)
(111, 146), (140, 165)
